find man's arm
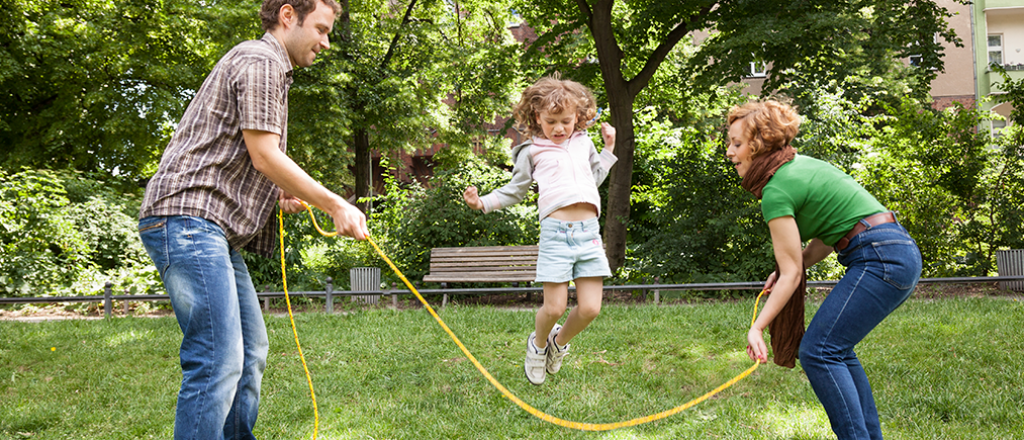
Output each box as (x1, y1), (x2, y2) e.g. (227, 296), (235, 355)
(243, 129), (367, 239)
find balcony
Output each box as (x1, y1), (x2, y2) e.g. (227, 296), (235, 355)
(986, 65), (1024, 94)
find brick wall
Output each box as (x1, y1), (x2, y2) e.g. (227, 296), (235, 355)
(931, 95), (976, 110)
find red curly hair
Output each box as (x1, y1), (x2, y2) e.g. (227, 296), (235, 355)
(727, 100), (801, 159)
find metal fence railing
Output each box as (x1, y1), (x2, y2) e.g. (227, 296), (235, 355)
(3, 275), (1024, 319)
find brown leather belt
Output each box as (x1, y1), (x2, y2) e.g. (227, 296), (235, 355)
(834, 211), (897, 252)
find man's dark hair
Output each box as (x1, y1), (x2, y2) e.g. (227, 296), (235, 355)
(261, 0), (341, 32)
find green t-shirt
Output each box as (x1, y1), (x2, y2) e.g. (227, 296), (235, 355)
(761, 155), (887, 246)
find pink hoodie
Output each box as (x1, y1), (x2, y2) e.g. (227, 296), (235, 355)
(480, 131), (617, 220)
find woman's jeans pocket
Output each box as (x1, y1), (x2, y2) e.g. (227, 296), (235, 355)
(871, 239), (922, 290)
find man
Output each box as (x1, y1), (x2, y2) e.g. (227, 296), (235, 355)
(137, 1), (364, 439)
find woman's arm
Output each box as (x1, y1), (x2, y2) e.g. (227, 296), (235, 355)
(747, 215), (803, 362)
(803, 238), (833, 268)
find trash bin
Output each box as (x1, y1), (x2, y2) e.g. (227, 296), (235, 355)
(350, 267), (381, 304)
(996, 250), (1024, 292)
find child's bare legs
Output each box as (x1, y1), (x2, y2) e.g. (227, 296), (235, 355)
(553, 276), (602, 346)
(534, 277), (602, 350)
(533, 281), (569, 350)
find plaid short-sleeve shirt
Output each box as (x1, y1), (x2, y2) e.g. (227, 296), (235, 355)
(140, 33), (293, 257)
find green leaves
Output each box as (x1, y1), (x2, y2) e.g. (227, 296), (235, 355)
(0, 0), (258, 181)
(853, 98), (1016, 276)
(287, 0), (524, 198)
(0, 169), (155, 297)
(368, 153), (540, 284)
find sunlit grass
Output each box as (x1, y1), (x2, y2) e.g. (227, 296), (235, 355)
(1, 296), (1022, 439)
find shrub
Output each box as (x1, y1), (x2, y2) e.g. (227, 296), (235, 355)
(0, 169), (158, 297)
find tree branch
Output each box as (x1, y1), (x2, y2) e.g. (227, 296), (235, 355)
(381, 0), (419, 68)
(575, 0), (593, 22)
(589, 0), (623, 86)
(627, 4), (713, 96)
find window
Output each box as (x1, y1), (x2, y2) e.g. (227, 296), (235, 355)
(988, 35), (1003, 67)
(749, 60), (767, 78)
(507, 10), (522, 27)
(992, 119), (1007, 134)
(909, 35), (938, 69)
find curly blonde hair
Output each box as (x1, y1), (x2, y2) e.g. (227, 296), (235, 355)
(726, 100), (801, 159)
(512, 75), (597, 138)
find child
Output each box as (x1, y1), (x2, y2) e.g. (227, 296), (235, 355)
(463, 75), (617, 385)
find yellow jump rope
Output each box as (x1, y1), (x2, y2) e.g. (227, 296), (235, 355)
(279, 203), (766, 438)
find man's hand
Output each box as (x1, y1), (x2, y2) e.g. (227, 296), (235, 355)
(327, 201), (369, 240)
(278, 190), (306, 214)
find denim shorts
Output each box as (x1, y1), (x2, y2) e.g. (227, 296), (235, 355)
(535, 216), (612, 283)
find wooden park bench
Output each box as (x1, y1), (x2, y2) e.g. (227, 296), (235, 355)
(423, 245), (539, 306)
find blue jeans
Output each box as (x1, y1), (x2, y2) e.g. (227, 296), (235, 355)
(139, 216), (269, 440)
(801, 221), (922, 440)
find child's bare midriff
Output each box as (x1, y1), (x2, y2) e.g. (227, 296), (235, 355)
(548, 202), (598, 221)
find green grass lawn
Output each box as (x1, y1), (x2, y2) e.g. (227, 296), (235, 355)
(1, 296), (1022, 439)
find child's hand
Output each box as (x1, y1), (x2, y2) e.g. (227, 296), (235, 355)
(600, 122), (616, 153)
(463, 186), (484, 210)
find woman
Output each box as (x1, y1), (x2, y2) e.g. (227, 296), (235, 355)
(727, 100), (922, 440)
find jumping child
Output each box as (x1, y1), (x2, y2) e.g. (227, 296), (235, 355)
(463, 75), (617, 385)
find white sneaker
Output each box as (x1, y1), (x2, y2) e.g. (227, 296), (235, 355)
(545, 324), (569, 374)
(524, 332), (547, 385)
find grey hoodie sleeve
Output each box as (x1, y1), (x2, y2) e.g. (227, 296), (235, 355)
(589, 138), (618, 186)
(480, 143), (535, 213)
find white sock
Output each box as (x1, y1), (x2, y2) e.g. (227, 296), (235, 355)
(530, 337), (546, 354)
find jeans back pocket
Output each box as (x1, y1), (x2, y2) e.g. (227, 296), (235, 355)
(871, 239), (922, 290)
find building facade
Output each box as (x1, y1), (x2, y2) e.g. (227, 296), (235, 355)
(972, 0), (1024, 132)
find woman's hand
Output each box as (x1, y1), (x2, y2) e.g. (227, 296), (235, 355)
(763, 270), (778, 294)
(747, 327), (768, 363)
(463, 186), (484, 210)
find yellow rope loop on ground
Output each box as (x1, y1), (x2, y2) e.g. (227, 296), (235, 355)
(286, 202), (765, 432)
(366, 235), (764, 430)
(279, 208), (320, 440)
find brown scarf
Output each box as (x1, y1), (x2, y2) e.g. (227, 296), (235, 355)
(742, 145), (805, 368)
(741, 145), (796, 198)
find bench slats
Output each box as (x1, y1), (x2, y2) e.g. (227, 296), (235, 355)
(431, 247), (538, 257)
(428, 264), (534, 271)
(431, 245), (538, 252)
(424, 273), (537, 282)
(430, 256), (537, 265)
(424, 245), (539, 284)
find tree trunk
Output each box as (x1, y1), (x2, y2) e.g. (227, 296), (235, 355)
(353, 128), (372, 214)
(587, 0), (635, 271)
(602, 92), (635, 271)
